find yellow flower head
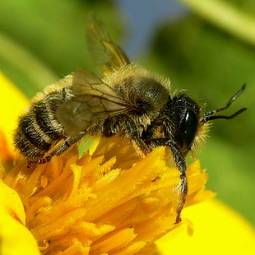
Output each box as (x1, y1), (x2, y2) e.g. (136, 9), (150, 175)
(3, 135), (210, 255)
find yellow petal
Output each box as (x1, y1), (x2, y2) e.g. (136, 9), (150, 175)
(0, 179), (25, 224)
(0, 180), (40, 255)
(0, 72), (29, 157)
(0, 214), (40, 255)
(156, 199), (255, 254)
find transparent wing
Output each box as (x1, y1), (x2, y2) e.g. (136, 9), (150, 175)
(86, 16), (130, 75)
(56, 71), (134, 136)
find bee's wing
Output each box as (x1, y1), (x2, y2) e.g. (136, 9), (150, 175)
(56, 71), (133, 136)
(86, 16), (130, 75)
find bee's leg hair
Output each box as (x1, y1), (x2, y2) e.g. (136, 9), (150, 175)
(37, 131), (86, 164)
(125, 119), (151, 154)
(168, 142), (187, 224)
(145, 138), (187, 223)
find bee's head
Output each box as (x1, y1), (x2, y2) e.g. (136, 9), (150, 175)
(167, 95), (200, 155)
(166, 84), (246, 155)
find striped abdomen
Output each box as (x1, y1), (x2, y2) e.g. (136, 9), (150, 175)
(15, 92), (65, 161)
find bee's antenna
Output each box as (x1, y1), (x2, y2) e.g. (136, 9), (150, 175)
(201, 84), (247, 123)
(202, 107), (247, 122)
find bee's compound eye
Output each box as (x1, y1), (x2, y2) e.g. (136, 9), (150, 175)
(179, 111), (198, 148)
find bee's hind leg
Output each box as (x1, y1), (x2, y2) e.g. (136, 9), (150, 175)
(37, 131), (86, 164)
(49, 131), (86, 159)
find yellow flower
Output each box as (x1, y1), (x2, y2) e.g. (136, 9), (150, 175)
(3, 136), (210, 255)
(157, 199), (255, 254)
(0, 72), (254, 255)
(0, 179), (40, 255)
(0, 72), (28, 161)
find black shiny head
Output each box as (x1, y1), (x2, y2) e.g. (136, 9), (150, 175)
(168, 95), (200, 154)
(162, 85), (246, 155)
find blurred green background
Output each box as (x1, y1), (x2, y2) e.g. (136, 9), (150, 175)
(0, 0), (254, 225)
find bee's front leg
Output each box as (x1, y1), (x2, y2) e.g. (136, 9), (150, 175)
(145, 138), (187, 223)
(103, 116), (150, 155)
(168, 142), (187, 223)
(125, 119), (151, 156)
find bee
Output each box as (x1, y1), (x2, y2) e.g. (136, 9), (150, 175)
(14, 18), (246, 223)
